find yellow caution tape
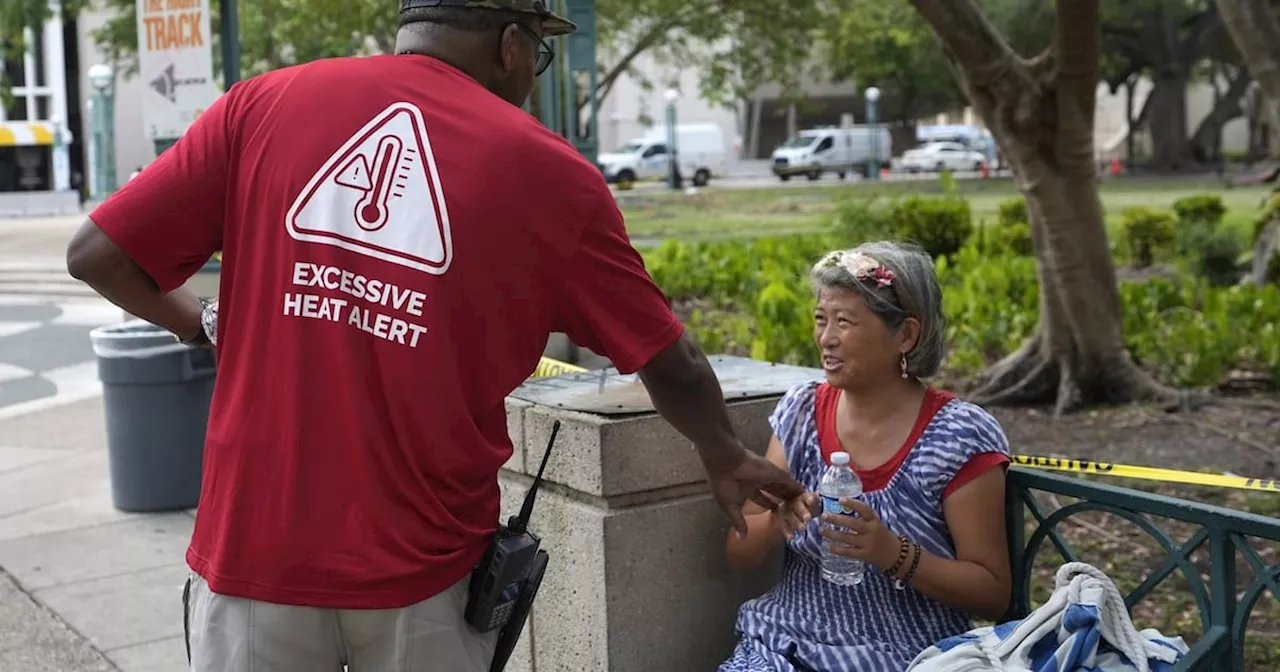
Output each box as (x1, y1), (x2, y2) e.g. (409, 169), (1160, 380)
(531, 356), (587, 378)
(1012, 455), (1279, 493)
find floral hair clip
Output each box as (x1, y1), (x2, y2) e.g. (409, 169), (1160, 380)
(815, 250), (895, 288)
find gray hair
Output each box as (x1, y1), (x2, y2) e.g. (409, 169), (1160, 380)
(810, 240), (946, 378)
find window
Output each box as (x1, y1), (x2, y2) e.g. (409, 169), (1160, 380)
(643, 144), (668, 158)
(815, 137), (834, 152)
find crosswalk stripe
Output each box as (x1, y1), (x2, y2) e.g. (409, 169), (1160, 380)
(0, 262), (99, 300)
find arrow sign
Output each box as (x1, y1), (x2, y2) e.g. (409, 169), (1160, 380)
(150, 63), (209, 104)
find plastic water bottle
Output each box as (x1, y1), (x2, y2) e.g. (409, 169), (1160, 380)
(819, 451), (865, 586)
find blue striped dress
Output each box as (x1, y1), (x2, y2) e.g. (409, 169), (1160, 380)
(719, 381), (1011, 672)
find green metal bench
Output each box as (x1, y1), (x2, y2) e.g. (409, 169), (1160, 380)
(1004, 468), (1280, 671)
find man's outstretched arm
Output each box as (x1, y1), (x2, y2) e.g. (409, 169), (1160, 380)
(638, 333), (758, 470)
(637, 335), (813, 537)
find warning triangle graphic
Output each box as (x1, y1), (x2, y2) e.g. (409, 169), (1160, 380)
(285, 102), (453, 275)
(334, 155), (372, 191)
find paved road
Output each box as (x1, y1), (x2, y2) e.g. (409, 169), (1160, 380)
(0, 216), (118, 416)
(615, 166), (1010, 193)
(0, 297), (118, 416)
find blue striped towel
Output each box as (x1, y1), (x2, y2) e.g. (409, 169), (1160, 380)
(907, 562), (1188, 672)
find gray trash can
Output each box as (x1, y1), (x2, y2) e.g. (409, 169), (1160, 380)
(90, 320), (216, 513)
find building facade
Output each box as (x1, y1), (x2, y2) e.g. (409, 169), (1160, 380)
(0, 1), (80, 216)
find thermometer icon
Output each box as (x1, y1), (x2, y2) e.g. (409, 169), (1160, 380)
(353, 136), (403, 232)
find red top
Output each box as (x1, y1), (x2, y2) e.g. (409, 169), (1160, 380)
(89, 55), (683, 609)
(813, 384), (1008, 498)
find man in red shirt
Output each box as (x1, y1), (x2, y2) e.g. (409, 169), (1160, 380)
(66, 1), (812, 670)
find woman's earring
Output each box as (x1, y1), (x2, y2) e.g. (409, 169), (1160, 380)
(900, 354), (909, 379)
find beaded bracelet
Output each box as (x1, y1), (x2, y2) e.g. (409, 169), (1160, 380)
(884, 534), (910, 577)
(894, 542), (923, 591)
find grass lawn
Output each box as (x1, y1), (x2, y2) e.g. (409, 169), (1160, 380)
(619, 176), (1274, 243)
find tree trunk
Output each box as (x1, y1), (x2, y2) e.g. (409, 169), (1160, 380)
(1189, 69), (1252, 162)
(908, 0), (1178, 414)
(1216, 0), (1280, 159)
(1145, 70), (1197, 170)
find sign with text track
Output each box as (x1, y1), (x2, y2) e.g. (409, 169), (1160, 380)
(135, 0), (218, 140)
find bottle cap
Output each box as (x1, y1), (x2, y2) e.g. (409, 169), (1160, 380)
(830, 451), (850, 466)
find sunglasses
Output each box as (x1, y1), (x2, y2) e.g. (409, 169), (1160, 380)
(508, 22), (554, 76)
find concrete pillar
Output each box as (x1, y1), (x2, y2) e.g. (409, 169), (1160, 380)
(497, 381), (789, 671)
(786, 103), (797, 140)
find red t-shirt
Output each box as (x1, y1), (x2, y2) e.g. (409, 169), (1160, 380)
(813, 384), (1008, 498)
(89, 55), (684, 609)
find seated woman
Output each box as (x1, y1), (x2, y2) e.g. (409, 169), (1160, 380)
(720, 241), (1013, 672)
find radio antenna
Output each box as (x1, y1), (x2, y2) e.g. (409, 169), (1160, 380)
(510, 419), (560, 533)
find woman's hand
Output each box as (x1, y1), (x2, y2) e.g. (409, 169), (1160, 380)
(770, 492), (820, 540)
(818, 497), (901, 571)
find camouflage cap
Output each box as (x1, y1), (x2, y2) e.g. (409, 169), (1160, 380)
(400, 0), (577, 37)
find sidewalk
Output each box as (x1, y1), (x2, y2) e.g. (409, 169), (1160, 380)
(0, 394), (191, 672)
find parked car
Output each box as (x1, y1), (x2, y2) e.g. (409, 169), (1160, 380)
(895, 141), (988, 173)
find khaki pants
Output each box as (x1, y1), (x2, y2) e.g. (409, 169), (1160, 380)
(184, 572), (499, 672)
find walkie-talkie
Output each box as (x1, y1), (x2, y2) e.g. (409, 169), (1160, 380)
(465, 420), (559, 645)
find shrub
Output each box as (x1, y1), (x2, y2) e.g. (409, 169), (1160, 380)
(1172, 194), (1227, 259)
(828, 194), (895, 245)
(649, 230), (1280, 389)
(1120, 206), (1177, 268)
(886, 196), (974, 260)
(1184, 226), (1245, 287)
(997, 198), (1028, 229)
(829, 194), (974, 260)
(986, 197), (1034, 257)
(986, 222), (1034, 257)
(1171, 194), (1226, 227)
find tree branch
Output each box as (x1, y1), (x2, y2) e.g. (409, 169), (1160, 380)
(1215, 0), (1280, 106)
(1189, 67), (1253, 153)
(579, 15), (685, 113)
(906, 0), (1030, 98)
(1178, 11), (1221, 67)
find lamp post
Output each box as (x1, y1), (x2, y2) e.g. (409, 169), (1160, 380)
(88, 63), (117, 200)
(663, 88), (680, 190)
(864, 86), (880, 180)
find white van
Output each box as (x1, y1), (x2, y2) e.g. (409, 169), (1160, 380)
(770, 127), (893, 181)
(597, 123), (727, 186)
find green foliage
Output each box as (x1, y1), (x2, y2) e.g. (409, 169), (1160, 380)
(1170, 195), (1237, 282)
(980, 197), (1034, 257)
(83, 0), (390, 83)
(1184, 225), (1246, 287)
(886, 196), (974, 260)
(1171, 194), (1227, 227)
(644, 234), (836, 305)
(819, 0), (964, 121)
(1120, 207), (1177, 268)
(828, 195), (895, 245)
(76, 0), (824, 109)
(644, 226), (1280, 390)
(935, 245), (1039, 374)
(997, 197), (1028, 228)
(827, 193), (974, 260)
(1, 0), (89, 97)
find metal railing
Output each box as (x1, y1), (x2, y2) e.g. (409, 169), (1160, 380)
(1004, 468), (1280, 671)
